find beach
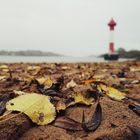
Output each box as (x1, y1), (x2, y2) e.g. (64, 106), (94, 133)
(0, 61), (140, 140)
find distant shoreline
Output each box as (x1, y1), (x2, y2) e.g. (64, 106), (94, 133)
(100, 48), (140, 60)
(0, 50), (62, 57)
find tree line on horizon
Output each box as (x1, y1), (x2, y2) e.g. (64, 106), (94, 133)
(0, 50), (62, 56)
(117, 48), (140, 59)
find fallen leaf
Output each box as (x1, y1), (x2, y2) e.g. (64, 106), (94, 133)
(66, 90), (100, 107)
(93, 74), (105, 79)
(128, 104), (140, 116)
(6, 93), (56, 125)
(66, 79), (77, 88)
(36, 77), (53, 88)
(27, 66), (41, 75)
(54, 102), (102, 132)
(56, 100), (66, 112)
(128, 125), (140, 140)
(0, 65), (9, 72)
(71, 92), (95, 106)
(13, 90), (27, 96)
(0, 65), (8, 69)
(128, 97), (140, 104)
(97, 84), (108, 92)
(97, 84), (126, 101)
(82, 102), (102, 132)
(130, 67), (140, 72)
(61, 66), (68, 70)
(82, 79), (98, 84)
(36, 78), (64, 97)
(54, 117), (82, 131)
(0, 76), (6, 81)
(131, 80), (140, 84)
(106, 87), (126, 101)
(0, 93), (15, 116)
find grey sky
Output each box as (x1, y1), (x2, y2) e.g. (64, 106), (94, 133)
(0, 0), (140, 56)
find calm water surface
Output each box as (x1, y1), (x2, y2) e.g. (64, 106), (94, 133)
(0, 56), (131, 63)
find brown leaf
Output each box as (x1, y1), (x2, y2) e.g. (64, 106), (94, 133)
(82, 102), (102, 132)
(128, 104), (140, 116)
(56, 100), (66, 112)
(0, 92), (15, 116)
(128, 97), (140, 104)
(54, 102), (102, 132)
(54, 117), (83, 131)
(128, 125), (140, 140)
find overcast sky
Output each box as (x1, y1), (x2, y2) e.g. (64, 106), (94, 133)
(0, 0), (140, 56)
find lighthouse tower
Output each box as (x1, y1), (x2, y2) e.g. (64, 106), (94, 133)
(108, 18), (117, 54)
(104, 18), (119, 60)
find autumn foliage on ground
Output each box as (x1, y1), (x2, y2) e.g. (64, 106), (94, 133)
(0, 61), (140, 140)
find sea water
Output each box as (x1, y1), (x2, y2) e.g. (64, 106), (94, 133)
(0, 56), (131, 63)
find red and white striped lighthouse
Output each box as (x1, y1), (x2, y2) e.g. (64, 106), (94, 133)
(108, 18), (117, 54)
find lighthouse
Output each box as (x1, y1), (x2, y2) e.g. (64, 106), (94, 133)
(104, 18), (119, 60)
(108, 18), (116, 54)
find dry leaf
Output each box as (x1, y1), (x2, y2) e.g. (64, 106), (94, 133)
(82, 79), (97, 84)
(97, 84), (126, 101)
(54, 117), (83, 131)
(0, 65), (9, 72)
(128, 104), (140, 116)
(66, 79), (77, 88)
(82, 102), (102, 132)
(36, 77), (53, 88)
(6, 93), (56, 125)
(93, 74), (105, 79)
(130, 67), (140, 72)
(0, 65), (8, 69)
(56, 100), (66, 112)
(0, 76), (6, 81)
(54, 102), (102, 132)
(128, 125), (140, 139)
(106, 87), (126, 101)
(27, 66), (41, 75)
(68, 92), (95, 106)
(97, 84), (108, 92)
(13, 90), (28, 96)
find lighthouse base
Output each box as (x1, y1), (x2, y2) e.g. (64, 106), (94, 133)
(104, 53), (119, 61)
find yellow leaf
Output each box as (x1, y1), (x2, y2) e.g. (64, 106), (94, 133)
(27, 66), (41, 75)
(106, 87), (126, 101)
(98, 84), (126, 101)
(0, 65), (9, 72)
(6, 93), (56, 125)
(93, 74), (105, 79)
(66, 79), (77, 88)
(97, 84), (108, 92)
(0, 76), (6, 80)
(36, 77), (53, 87)
(130, 67), (140, 72)
(0, 65), (8, 69)
(71, 92), (94, 106)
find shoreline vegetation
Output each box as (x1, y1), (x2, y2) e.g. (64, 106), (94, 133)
(0, 50), (62, 57)
(100, 48), (140, 60)
(0, 48), (140, 60)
